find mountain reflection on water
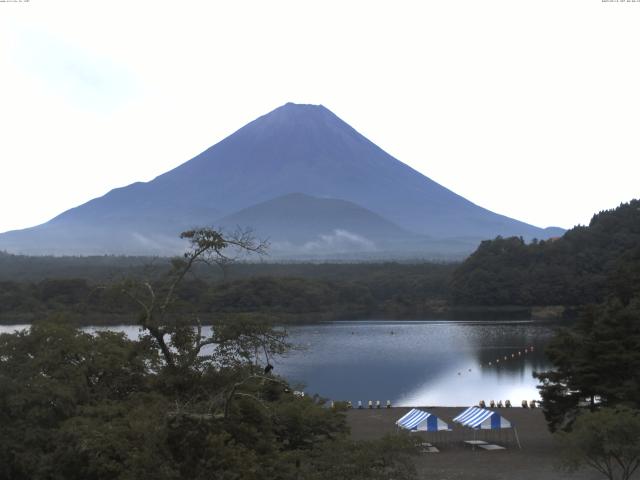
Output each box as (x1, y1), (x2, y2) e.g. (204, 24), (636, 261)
(276, 320), (556, 406)
(0, 320), (556, 407)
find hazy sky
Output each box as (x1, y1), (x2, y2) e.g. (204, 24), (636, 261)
(1, 0), (639, 234)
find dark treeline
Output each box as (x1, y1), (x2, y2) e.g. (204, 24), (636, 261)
(451, 199), (640, 307)
(0, 252), (454, 283)
(0, 259), (456, 324)
(0, 252), (165, 283)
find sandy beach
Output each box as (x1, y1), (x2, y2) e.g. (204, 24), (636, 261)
(347, 407), (603, 480)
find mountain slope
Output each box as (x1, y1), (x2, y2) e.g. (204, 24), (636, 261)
(0, 103), (563, 256)
(219, 193), (409, 240)
(217, 193), (421, 256)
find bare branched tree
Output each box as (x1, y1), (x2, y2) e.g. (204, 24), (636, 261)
(122, 227), (271, 368)
(203, 225), (268, 282)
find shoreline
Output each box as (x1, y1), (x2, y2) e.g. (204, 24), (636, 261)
(347, 407), (600, 480)
(0, 309), (571, 327)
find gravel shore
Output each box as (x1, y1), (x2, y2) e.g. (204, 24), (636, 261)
(346, 407), (603, 480)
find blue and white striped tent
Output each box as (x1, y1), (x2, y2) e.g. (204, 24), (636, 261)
(396, 408), (451, 432)
(453, 407), (512, 430)
(453, 406), (521, 449)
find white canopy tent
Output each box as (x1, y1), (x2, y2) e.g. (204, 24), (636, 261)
(453, 406), (512, 429)
(396, 408), (451, 432)
(453, 407), (521, 449)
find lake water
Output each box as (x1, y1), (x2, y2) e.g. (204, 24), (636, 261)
(277, 320), (555, 407)
(0, 320), (556, 406)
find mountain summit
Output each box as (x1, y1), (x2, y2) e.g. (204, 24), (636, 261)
(0, 103), (563, 256)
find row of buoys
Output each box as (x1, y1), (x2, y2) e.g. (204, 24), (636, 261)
(478, 399), (538, 408)
(486, 346), (535, 367)
(344, 400), (392, 409)
(456, 346), (537, 376)
(351, 331), (396, 335)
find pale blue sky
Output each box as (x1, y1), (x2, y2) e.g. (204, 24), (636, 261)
(1, 0), (639, 234)
(13, 28), (138, 113)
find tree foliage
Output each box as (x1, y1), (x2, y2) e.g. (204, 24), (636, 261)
(558, 407), (640, 480)
(0, 265), (455, 324)
(451, 199), (640, 306)
(0, 228), (420, 479)
(535, 297), (640, 431)
(0, 321), (418, 479)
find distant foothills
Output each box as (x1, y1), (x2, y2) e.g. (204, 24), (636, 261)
(0, 103), (563, 258)
(0, 199), (637, 325)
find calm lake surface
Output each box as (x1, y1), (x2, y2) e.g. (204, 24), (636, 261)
(0, 320), (556, 406)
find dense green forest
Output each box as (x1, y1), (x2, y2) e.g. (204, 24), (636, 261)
(1, 199), (639, 324)
(0, 252), (452, 284)
(451, 200), (640, 307)
(528, 228), (640, 480)
(0, 259), (456, 324)
(536, 295), (640, 430)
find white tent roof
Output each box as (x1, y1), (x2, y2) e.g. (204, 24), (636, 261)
(396, 408), (451, 432)
(452, 407), (512, 430)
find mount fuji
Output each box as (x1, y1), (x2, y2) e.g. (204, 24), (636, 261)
(0, 103), (563, 258)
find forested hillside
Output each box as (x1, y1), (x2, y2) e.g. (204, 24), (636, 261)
(451, 200), (640, 306)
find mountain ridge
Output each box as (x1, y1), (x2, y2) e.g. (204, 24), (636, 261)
(0, 102), (564, 256)
(217, 193), (427, 257)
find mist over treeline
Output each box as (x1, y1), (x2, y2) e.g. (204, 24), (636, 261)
(1, 199), (638, 325)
